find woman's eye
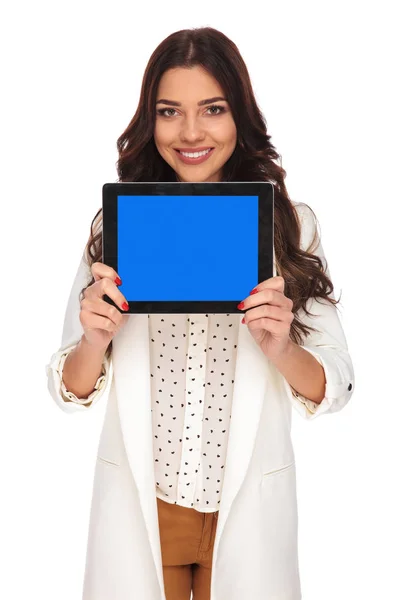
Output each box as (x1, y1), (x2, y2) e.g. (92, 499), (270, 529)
(157, 108), (177, 117)
(156, 105), (226, 117)
(207, 105), (225, 115)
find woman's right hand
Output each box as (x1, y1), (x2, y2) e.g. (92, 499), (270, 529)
(79, 262), (130, 351)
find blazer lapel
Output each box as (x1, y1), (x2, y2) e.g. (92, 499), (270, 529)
(112, 312), (268, 594)
(112, 314), (165, 592)
(211, 318), (267, 567)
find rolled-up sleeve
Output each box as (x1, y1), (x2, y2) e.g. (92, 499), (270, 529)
(45, 252), (114, 414)
(283, 203), (355, 420)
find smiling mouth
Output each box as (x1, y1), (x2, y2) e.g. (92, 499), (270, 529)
(176, 148), (214, 157)
(173, 147), (215, 165)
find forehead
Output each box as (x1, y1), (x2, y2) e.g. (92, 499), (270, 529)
(157, 66), (224, 101)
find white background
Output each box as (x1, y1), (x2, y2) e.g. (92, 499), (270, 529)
(1, 1), (399, 598)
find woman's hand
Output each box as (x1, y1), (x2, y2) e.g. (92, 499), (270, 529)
(80, 263), (130, 351)
(238, 276), (294, 361)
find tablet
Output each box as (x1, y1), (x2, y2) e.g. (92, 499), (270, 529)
(102, 181), (274, 314)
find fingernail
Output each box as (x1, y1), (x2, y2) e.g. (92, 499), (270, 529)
(237, 301), (245, 310)
(115, 277), (122, 286)
(241, 317), (245, 324)
(250, 288), (258, 295)
(122, 302), (129, 311)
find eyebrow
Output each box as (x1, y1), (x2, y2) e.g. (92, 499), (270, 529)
(155, 96), (227, 107)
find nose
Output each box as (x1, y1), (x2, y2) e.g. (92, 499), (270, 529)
(179, 114), (206, 143)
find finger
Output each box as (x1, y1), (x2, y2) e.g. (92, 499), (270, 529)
(80, 309), (119, 335)
(247, 316), (289, 336)
(245, 304), (294, 324)
(91, 262), (122, 286)
(251, 276), (285, 294)
(241, 288), (292, 312)
(81, 297), (124, 328)
(84, 277), (129, 311)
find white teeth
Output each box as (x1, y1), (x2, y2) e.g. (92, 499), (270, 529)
(180, 148), (211, 158)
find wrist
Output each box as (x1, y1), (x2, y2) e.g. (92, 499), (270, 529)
(80, 334), (109, 358)
(267, 339), (296, 368)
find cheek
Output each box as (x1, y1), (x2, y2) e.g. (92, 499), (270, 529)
(153, 121), (174, 148)
(153, 122), (164, 147)
(227, 121), (238, 144)
(153, 126), (171, 162)
(212, 119), (237, 148)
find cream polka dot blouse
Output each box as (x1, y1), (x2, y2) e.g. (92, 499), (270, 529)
(149, 313), (240, 513)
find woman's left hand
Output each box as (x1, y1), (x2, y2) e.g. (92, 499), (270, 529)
(238, 276), (294, 361)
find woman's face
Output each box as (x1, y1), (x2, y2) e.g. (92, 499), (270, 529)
(154, 66), (237, 182)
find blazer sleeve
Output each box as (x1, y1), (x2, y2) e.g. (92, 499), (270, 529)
(45, 251), (114, 414)
(282, 202), (355, 420)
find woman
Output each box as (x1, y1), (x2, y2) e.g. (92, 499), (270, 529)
(46, 27), (354, 600)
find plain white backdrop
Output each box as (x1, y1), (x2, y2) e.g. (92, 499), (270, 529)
(1, 1), (399, 598)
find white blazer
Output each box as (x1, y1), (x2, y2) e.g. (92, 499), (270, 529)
(46, 202), (354, 600)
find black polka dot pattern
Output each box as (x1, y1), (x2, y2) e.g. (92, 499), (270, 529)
(149, 313), (239, 512)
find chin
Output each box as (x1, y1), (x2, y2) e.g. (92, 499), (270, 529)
(174, 163), (224, 183)
(177, 172), (218, 183)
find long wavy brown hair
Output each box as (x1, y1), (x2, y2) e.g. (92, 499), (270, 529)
(81, 26), (340, 347)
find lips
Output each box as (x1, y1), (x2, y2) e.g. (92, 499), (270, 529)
(175, 147), (214, 153)
(174, 147), (215, 165)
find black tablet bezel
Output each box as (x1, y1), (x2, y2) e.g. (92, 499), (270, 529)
(102, 181), (274, 314)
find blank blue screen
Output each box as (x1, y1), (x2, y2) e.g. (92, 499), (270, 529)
(117, 195), (258, 301)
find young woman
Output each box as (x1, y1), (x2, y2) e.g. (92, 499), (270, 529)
(46, 27), (354, 600)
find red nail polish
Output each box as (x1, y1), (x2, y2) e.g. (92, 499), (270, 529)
(115, 277), (122, 286)
(250, 288), (258, 295)
(122, 302), (129, 311)
(237, 301), (245, 310)
(241, 317), (245, 324)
